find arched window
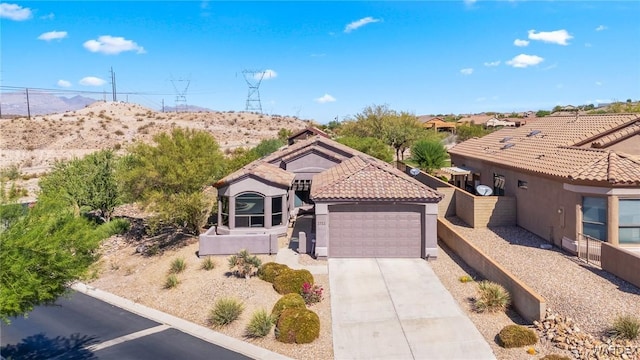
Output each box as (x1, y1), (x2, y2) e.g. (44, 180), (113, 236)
(235, 193), (265, 228)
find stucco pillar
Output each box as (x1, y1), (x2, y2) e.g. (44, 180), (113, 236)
(608, 195), (619, 246)
(217, 197), (223, 232)
(314, 203), (329, 258)
(265, 196), (272, 229)
(282, 195), (288, 223)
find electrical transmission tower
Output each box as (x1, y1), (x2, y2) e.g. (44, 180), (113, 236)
(242, 70), (265, 113)
(170, 77), (190, 112)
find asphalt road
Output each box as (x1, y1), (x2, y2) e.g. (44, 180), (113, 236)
(0, 291), (251, 360)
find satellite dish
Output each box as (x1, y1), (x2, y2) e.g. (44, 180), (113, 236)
(409, 168), (420, 176)
(476, 185), (493, 196)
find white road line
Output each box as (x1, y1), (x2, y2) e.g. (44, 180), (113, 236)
(87, 324), (171, 352)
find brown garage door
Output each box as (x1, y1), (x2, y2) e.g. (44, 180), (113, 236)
(328, 204), (423, 258)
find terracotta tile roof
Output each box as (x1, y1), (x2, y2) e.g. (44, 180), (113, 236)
(262, 135), (356, 164)
(214, 162), (295, 188)
(448, 114), (640, 185)
(287, 126), (329, 142)
(311, 155), (443, 202)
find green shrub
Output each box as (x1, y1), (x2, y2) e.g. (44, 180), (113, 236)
(244, 309), (274, 338)
(200, 256), (216, 271)
(474, 280), (511, 313)
(258, 262), (290, 283)
(164, 274), (179, 289)
(271, 293), (306, 321)
(497, 325), (538, 348)
(228, 249), (262, 278)
(169, 257), (187, 274)
(273, 269), (314, 295)
(611, 314), (640, 340)
(209, 298), (244, 327)
(275, 308), (320, 344)
(539, 355), (571, 360)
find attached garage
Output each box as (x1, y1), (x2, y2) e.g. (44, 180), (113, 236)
(328, 204), (423, 258)
(311, 155), (442, 259)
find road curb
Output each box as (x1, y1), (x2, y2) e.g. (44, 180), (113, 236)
(72, 282), (293, 360)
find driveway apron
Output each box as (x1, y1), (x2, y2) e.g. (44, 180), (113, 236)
(329, 258), (495, 360)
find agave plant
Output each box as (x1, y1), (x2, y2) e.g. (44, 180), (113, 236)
(228, 249), (262, 278)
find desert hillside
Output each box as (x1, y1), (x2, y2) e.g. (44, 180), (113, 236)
(0, 101), (309, 200)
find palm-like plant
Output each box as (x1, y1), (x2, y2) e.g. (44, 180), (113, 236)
(411, 139), (448, 174)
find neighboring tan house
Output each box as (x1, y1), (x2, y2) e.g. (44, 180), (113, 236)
(457, 114), (496, 125)
(422, 118), (457, 133)
(201, 133), (443, 258)
(485, 118), (516, 128)
(448, 114), (640, 252)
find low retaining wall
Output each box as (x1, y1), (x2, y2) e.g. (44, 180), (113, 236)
(438, 218), (546, 322)
(199, 227), (279, 256)
(601, 243), (640, 289)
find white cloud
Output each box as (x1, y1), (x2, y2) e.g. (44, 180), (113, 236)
(38, 31), (68, 41)
(315, 94), (336, 104)
(514, 39), (529, 47)
(595, 25), (607, 31)
(584, 43), (592, 48)
(40, 12), (54, 20)
(344, 17), (381, 33)
(527, 29), (573, 45)
(83, 35), (146, 55)
(79, 76), (106, 86)
(484, 60), (501, 67)
(258, 69), (277, 80)
(460, 68), (474, 75)
(475, 97), (486, 102)
(463, 0), (477, 5)
(506, 54), (544, 68)
(57, 79), (71, 88)
(0, 3), (32, 20)
(595, 81), (602, 86)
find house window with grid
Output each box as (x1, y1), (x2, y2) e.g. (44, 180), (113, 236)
(619, 199), (640, 245)
(493, 174), (505, 196)
(235, 193), (265, 228)
(582, 197), (607, 241)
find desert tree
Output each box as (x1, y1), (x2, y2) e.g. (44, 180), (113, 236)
(39, 150), (120, 222)
(118, 128), (226, 234)
(0, 189), (128, 322)
(336, 136), (393, 162)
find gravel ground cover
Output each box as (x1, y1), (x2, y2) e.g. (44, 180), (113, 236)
(439, 217), (640, 357)
(89, 237), (333, 360)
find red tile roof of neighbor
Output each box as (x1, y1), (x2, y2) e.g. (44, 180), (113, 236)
(311, 155), (443, 202)
(448, 114), (640, 185)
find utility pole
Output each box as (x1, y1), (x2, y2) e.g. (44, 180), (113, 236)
(25, 88), (31, 120)
(162, 99), (165, 113)
(110, 67), (117, 101)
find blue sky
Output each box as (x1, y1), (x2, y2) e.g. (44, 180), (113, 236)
(1, 1), (639, 123)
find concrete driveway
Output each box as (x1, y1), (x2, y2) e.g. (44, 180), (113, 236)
(329, 258), (495, 360)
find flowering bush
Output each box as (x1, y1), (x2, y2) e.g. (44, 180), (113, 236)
(300, 282), (323, 305)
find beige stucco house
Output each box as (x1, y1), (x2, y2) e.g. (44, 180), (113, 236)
(200, 133), (443, 258)
(448, 113), (640, 252)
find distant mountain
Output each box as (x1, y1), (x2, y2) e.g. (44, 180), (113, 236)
(0, 92), (98, 116)
(162, 104), (214, 113)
